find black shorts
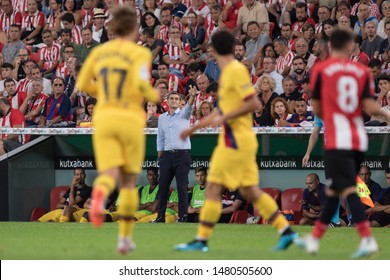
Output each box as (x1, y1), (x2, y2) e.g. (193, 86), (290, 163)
(324, 150), (364, 191)
(370, 213), (390, 227)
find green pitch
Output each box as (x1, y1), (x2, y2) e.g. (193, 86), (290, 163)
(0, 222), (389, 260)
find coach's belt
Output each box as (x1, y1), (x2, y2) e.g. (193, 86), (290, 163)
(164, 149), (190, 153)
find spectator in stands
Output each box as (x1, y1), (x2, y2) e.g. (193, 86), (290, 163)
(295, 38), (316, 71)
(91, 8), (108, 43)
(204, 4), (224, 44)
(236, 0), (269, 41)
(171, 0), (187, 20)
(361, 21), (383, 59)
(141, 11), (161, 39)
(154, 79), (169, 111)
(205, 81), (218, 108)
(359, 165), (384, 203)
(62, 0), (82, 26)
(351, 35), (369, 66)
(158, 6), (182, 43)
(221, 0), (242, 31)
(2, 25), (25, 65)
(368, 168), (390, 227)
(368, 58), (382, 94)
(19, 79), (48, 127)
(13, 48), (30, 81)
(350, 0), (381, 20)
(61, 13), (82, 44)
(184, 62), (202, 95)
(280, 23), (293, 47)
(156, 62), (184, 95)
(302, 23), (315, 53)
(29, 64), (51, 95)
(16, 60), (36, 93)
(0, 0), (22, 33)
(315, 5), (331, 38)
(234, 41), (247, 62)
(242, 59), (258, 84)
(183, 11), (205, 51)
(38, 29), (61, 78)
(274, 37), (295, 76)
(0, 97), (28, 155)
(162, 25), (190, 79)
(280, 75), (300, 112)
(255, 43), (276, 77)
(255, 74), (278, 113)
(181, 0), (209, 26)
(245, 21), (271, 64)
(143, 0), (161, 20)
(21, 0), (45, 45)
(145, 100), (162, 128)
(321, 19), (336, 41)
(75, 27), (99, 63)
(299, 173), (328, 226)
(38, 77), (72, 127)
(193, 100), (213, 127)
(204, 44), (220, 82)
(270, 97), (292, 127)
(353, 2), (378, 38)
(59, 29), (75, 55)
(312, 39), (329, 64)
(194, 74), (212, 111)
(0, 63), (16, 96)
(377, 74), (390, 107)
(154, 90), (196, 223)
(4, 78), (26, 110)
(287, 97), (314, 126)
(377, 1), (390, 39)
(333, 1), (357, 28)
(291, 56), (309, 93)
(337, 15), (352, 31)
(253, 97), (274, 127)
(187, 166), (207, 223)
(45, 0), (62, 34)
(291, 3), (316, 40)
(78, 97), (96, 125)
(56, 44), (75, 79)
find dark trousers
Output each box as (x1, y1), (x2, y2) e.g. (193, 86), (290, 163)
(157, 150), (191, 219)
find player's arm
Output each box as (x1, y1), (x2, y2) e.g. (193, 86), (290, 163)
(302, 126), (321, 166)
(221, 199), (243, 214)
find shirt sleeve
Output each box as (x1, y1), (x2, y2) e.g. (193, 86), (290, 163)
(237, 66), (256, 100)
(58, 95), (72, 118)
(76, 48), (96, 95)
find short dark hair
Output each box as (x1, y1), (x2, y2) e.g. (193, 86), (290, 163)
(158, 61), (169, 69)
(247, 21), (260, 29)
(296, 2), (308, 11)
(378, 74), (390, 82)
(195, 166), (207, 174)
(61, 28), (72, 35)
(211, 30), (235, 55)
(0, 97), (10, 106)
(167, 91), (181, 100)
(147, 167), (159, 174)
(85, 97), (97, 116)
(368, 58), (382, 69)
(61, 12), (75, 23)
(142, 27), (154, 38)
(9, 24), (21, 31)
(186, 62), (202, 73)
(329, 29), (354, 51)
(292, 55), (306, 65)
(385, 168), (390, 175)
(2, 63), (14, 70)
(74, 167), (86, 175)
(206, 82), (218, 93)
(4, 78), (16, 87)
(160, 6), (172, 14)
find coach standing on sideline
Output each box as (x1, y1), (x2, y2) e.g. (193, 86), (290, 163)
(154, 88), (197, 223)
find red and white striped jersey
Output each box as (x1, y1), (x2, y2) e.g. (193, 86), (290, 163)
(310, 57), (375, 152)
(39, 43), (61, 70)
(80, 9), (92, 28)
(204, 14), (218, 41)
(194, 92), (213, 111)
(0, 9), (22, 32)
(22, 10), (45, 31)
(0, 108), (28, 144)
(315, 22), (322, 34)
(46, 13), (57, 29)
(184, 3), (210, 18)
(8, 92), (27, 110)
(16, 78), (30, 93)
(56, 62), (69, 79)
(276, 50), (295, 74)
(26, 93), (48, 123)
(15, 0), (27, 13)
(71, 25), (83, 44)
(167, 74), (184, 95)
(158, 20), (183, 43)
(292, 18), (316, 32)
(163, 42), (190, 76)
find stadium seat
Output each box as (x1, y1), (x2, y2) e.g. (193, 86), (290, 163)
(30, 207), (47, 221)
(229, 202), (252, 224)
(26, 45), (40, 63)
(50, 186), (69, 211)
(262, 188), (281, 206)
(280, 188), (304, 225)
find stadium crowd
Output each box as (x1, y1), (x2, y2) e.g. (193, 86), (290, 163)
(0, 0), (390, 153)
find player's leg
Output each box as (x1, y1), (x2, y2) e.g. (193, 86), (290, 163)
(240, 186), (298, 250)
(59, 205), (78, 222)
(37, 209), (63, 222)
(116, 172), (139, 255)
(175, 182), (222, 252)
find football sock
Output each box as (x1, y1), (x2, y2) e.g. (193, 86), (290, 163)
(313, 220), (328, 239)
(118, 188), (139, 238)
(355, 220), (372, 238)
(93, 174), (116, 198)
(254, 192), (289, 234)
(346, 192), (367, 224)
(330, 197), (341, 224)
(320, 195), (340, 224)
(59, 215), (69, 222)
(196, 200), (222, 240)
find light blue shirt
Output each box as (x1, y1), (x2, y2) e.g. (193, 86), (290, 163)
(157, 104), (193, 151)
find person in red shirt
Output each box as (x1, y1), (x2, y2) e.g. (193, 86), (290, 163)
(221, 0), (243, 31)
(5, 78), (27, 110)
(351, 35), (369, 66)
(297, 29), (390, 258)
(0, 97), (28, 155)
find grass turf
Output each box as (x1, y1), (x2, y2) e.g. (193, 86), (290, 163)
(0, 222), (389, 260)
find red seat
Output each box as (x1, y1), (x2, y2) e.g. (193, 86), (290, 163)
(26, 45), (40, 63)
(30, 207), (47, 221)
(281, 188), (304, 225)
(262, 188), (281, 205)
(50, 186), (69, 211)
